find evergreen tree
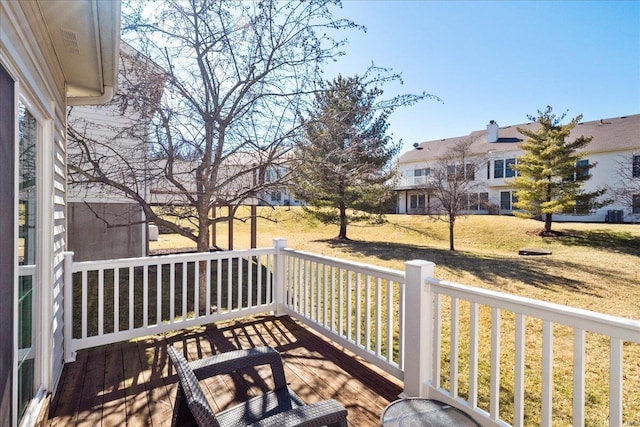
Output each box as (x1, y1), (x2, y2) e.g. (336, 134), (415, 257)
(512, 106), (606, 234)
(294, 71), (432, 240)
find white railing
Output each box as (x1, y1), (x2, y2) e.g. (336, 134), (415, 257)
(63, 248), (276, 361)
(277, 244), (406, 380)
(62, 241), (640, 426)
(402, 261), (640, 427)
(397, 176), (428, 187)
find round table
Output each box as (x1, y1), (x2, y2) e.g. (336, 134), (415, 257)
(380, 398), (480, 426)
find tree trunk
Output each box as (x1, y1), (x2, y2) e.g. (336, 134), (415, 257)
(197, 212), (210, 313)
(338, 203), (348, 240)
(544, 213), (553, 233)
(449, 216), (455, 251)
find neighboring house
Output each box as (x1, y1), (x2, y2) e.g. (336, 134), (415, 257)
(67, 42), (164, 261)
(395, 114), (640, 222)
(148, 153), (304, 208)
(0, 1), (120, 425)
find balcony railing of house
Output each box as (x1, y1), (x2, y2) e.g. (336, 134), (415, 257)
(63, 239), (640, 427)
(397, 176), (429, 188)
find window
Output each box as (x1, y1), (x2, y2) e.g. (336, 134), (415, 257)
(410, 194), (426, 209)
(486, 161), (490, 180)
(270, 191), (282, 202)
(479, 192), (489, 209)
(446, 165), (457, 181)
(505, 158), (517, 178)
(633, 195), (640, 214)
(500, 191), (517, 211)
(633, 155), (640, 178)
(468, 193), (479, 210)
(576, 159), (589, 181)
(465, 163), (475, 180)
(494, 159), (504, 178)
(414, 168), (430, 184)
(17, 102), (39, 423)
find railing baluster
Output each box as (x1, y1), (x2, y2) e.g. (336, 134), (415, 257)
(323, 264), (328, 328)
(375, 277), (381, 357)
(226, 258), (232, 312)
(248, 255), (253, 309)
(114, 268), (119, 333)
(238, 257), (243, 311)
(386, 279), (393, 364)
(216, 258), (222, 313)
(182, 262), (187, 318)
(143, 265), (148, 327)
(98, 269), (104, 336)
(490, 307), (501, 421)
(356, 273), (361, 346)
(469, 302), (478, 408)
(128, 266), (134, 330)
(609, 337), (623, 427)
(573, 329), (585, 427)
(194, 260), (199, 318)
(156, 263), (162, 325)
(433, 293), (441, 388)
(338, 268), (344, 337)
(169, 263), (175, 323)
(330, 266), (335, 332)
(347, 271), (352, 342)
(82, 270), (87, 338)
(365, 275), (371, 352)
(514, 313), (525, 427)
(205, 260), (211, 316)
(450, 296), (459, 398)
(314, 261), (319, 322)
(541, 320), (553, 427)
(256, 255), (262, 306)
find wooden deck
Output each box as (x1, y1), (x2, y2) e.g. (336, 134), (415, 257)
(47, 314), (403, 426)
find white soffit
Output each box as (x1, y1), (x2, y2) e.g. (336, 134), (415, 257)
(37, 0), (120, 104)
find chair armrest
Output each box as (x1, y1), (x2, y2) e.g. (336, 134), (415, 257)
(248, 399), (348, 427)
(189, 346), (287, 391)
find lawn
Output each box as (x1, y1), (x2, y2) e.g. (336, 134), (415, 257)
(150, 207), (640, 426)
(151, 206), (640, 319)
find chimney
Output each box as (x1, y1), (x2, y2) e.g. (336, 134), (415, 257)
(487, 120), (499, 143)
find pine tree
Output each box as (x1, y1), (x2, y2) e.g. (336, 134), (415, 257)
(512, 106), (606, 234)
(294, 72), (430, 240)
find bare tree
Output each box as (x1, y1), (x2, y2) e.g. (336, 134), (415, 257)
(68, 0), (359, 254)
(427, 139), (484, 251)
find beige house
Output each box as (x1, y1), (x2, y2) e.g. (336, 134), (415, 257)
(395, 114), (640, 222)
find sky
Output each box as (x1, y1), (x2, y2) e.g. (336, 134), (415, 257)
(322, 0), (640, 153)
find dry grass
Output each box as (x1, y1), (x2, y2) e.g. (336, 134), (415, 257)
(151, 206), (640, 426)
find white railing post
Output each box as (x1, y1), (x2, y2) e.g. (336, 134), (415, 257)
(63, 251), (76, 362)
(402, 260), (435, 398)
(273, 238), (288, 316)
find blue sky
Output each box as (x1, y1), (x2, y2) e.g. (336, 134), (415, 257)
(323, 1), (640, 153)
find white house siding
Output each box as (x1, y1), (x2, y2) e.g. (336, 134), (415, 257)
(67, 45), (158, 260)
(1, 1), (119, 425)
(1, 3), (70, 425)
(396, 115), (640, 223)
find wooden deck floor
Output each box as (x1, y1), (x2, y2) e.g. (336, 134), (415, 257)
(47, 314), (403, 426)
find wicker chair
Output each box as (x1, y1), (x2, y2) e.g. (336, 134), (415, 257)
(167, 346), (348, 427)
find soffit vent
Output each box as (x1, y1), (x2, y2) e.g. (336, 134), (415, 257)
(60, 28), (80, 55)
